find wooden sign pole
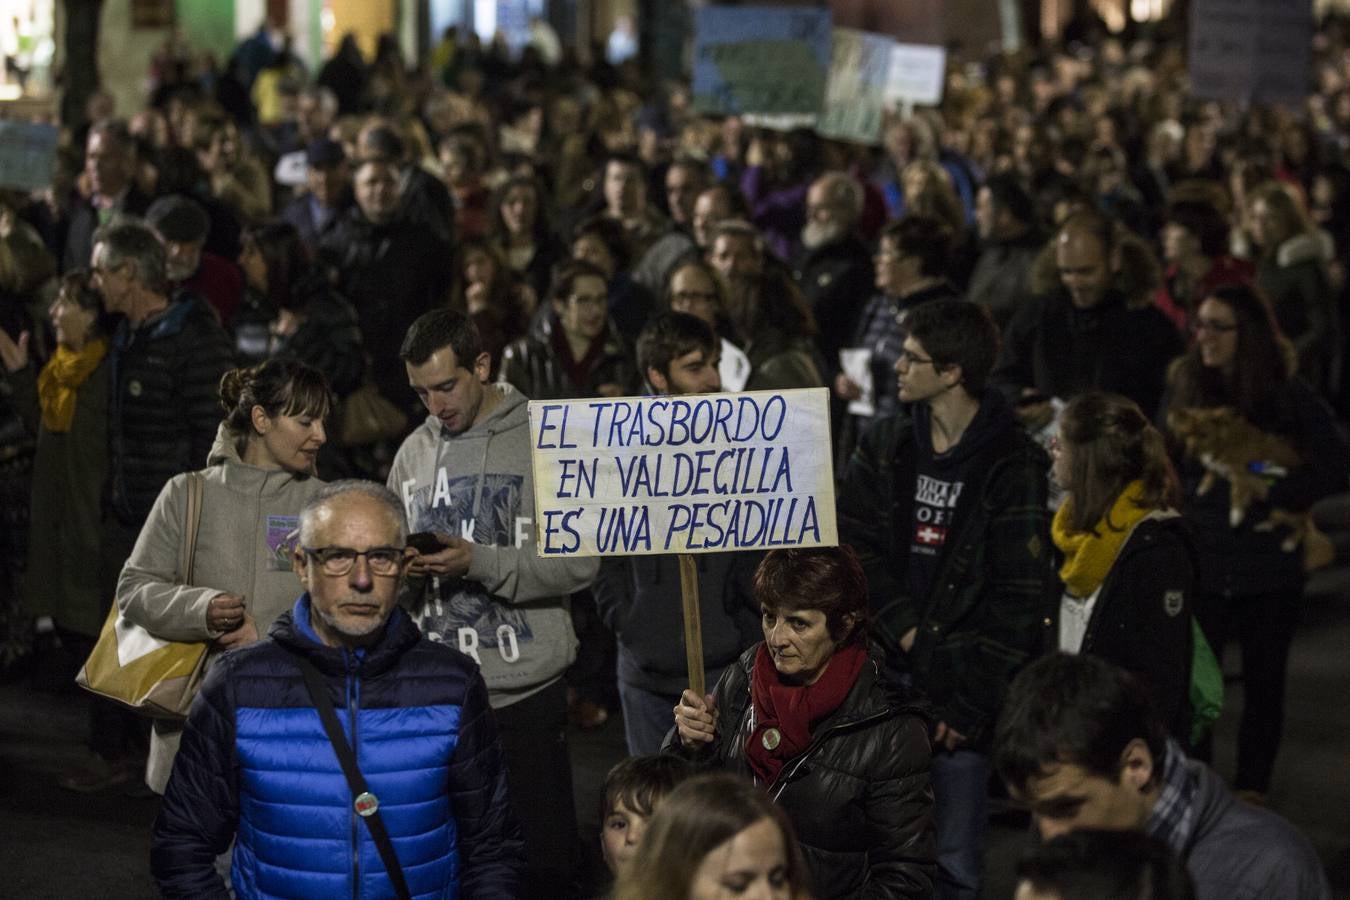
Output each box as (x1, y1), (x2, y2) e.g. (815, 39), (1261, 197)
(678, 554), (705, 698)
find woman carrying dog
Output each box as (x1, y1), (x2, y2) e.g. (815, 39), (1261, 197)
(1160, 283), (1348, 802)
(1050, 391), (1194, 744)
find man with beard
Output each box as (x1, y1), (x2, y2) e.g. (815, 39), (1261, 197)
(706, 220), (823, 391)
(389, 308), (599, 899)
(796, 171), (875, 372)
(152, 481), (524, 898)
(594, 311), (762, 755)
(146, 194), (244, 327)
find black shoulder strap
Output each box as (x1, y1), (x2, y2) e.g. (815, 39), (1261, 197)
(292, 652), (412, 900)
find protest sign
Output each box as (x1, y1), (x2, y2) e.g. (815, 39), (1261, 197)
(885, 42), (947, 108)
(0, 120), (57, 192)
(1189, 0), (1311, 104)
(529, 389), (838, 559)
(692, 7), (831, 122)
(818, 28), (895, 145)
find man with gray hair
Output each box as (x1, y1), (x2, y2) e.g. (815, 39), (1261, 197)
(61, 119), (153, 273)
(146, 194), (245, 327)
(797, 171), (875, 369)
(153, 480), (524, 898)
(93, 219), (231, 539)
(61, 218), (233, 793)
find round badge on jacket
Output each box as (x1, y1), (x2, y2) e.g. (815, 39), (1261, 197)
(762, 727), (781, 751)
(1164, 590), (1184, 617)
(128, 379), (143, 397)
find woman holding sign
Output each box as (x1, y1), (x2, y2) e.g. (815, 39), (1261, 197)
(671, 545), (935, 898)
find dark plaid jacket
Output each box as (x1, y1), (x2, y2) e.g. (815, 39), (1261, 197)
(838, 400), (1056, 747)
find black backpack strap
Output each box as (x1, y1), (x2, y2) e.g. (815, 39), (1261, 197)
(292, 652), (412, 900)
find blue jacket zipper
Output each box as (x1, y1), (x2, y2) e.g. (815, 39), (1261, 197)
(347, 652), (361, 899)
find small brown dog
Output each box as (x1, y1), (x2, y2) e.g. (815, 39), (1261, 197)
(1166, 406), (1330, 568)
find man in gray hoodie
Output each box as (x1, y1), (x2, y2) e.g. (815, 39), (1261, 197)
(389, 308), (599, 900)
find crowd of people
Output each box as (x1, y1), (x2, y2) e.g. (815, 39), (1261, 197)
(1, 7), (1349, 899)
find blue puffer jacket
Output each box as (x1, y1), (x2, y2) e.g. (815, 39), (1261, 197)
(151, 597), (523, 899)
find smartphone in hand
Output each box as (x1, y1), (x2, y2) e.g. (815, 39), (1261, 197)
(406, 531), (447, 554)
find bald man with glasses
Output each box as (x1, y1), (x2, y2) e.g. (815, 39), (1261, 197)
(152, 480), (523, 899)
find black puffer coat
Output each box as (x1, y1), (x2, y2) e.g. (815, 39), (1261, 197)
(671, 643), (935, 899)
(497, 315), (636, 401)
(108, 293), (233, 526)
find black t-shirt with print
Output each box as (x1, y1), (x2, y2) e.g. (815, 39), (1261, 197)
(907, 443), (978, 605)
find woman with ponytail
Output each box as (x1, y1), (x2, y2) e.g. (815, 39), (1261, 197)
(1050, 390), (1195, 743)
(115, 358), (332, 793)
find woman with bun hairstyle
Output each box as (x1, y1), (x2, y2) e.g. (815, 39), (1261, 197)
(116, 358), (332, 792)
(1050, 390), (1194, 743)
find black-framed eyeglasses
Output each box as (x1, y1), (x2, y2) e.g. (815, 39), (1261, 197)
(897, 349), (935, 367)
(302, 546), (407, 576)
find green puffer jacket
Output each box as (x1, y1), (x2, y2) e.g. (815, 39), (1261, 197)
(838, 394), (1056, 747)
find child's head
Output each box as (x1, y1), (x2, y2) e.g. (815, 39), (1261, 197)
(600, 755), (691, 876)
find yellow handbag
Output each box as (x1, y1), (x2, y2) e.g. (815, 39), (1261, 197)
(76, 472), (209, 719)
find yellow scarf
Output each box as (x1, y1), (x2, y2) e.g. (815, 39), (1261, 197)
(37, 338), (107, 433)
(1052, 480), (1154, 598)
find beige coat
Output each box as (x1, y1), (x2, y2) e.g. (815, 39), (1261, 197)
(116, 424), (326, 792)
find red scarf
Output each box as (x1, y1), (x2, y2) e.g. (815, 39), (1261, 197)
(745, 642), (868, 786)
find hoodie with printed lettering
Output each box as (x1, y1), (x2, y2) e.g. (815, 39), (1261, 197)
(388, 383), (598, 707)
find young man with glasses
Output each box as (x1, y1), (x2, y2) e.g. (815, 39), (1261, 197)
(152, 480), (524, 897)
(388, 307), (600, 899)
(839, 299), (1056, 900)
